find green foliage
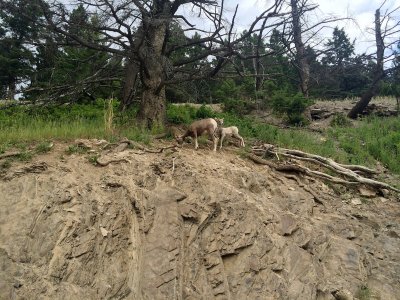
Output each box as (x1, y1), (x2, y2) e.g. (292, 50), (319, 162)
(35, 141), (53, 154)
(166, 104), (197, 124)
(223, 99), (254, 115)
(0, 100), (109, 144)
(66, 145), (88, 155)
(328, 116), (400, 173)
(270, 91), (313, 125)
(195, 105), (215, 119)
(17, 151), (33, 161)
(87, 154), (99, 165)
(330, 113), (352, 127)
(322, 27), (355, 66)
(355, 285), (371, 300)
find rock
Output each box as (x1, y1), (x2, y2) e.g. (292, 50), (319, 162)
(358, 186), (376, 198)
(179, 204), (199, 222)
(154, 185), (187, 202)
(345, 230), (356, 240)
(333, 289), (354, 300)
(13, 282), (22, 289)
(351, 198), (362, 205)
(114, 143), (128, 152)
(379, 188), (390, 198)
(280, 213), (298, 236)
(100, 227), (108, 237)
(379, 197), (388, 203)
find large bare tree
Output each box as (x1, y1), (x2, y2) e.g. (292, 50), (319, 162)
(3, 0), (286, 127)
(348, 2), (400, 118)
(278, 0), (348, 97)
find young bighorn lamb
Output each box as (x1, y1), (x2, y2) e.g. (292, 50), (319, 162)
(176, 118), (223, 151)
(217, 126), (245, 149)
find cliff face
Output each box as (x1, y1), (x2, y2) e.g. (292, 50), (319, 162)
(1, 141), (399, 299)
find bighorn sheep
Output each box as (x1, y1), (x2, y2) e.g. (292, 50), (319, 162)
(217, 126), (245, 149)
(176, 118), (223, 151)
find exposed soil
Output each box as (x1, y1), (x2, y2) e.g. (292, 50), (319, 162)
(1, 139), (399, 299)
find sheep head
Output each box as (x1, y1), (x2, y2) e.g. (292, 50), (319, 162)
(214, 118), (224, 126)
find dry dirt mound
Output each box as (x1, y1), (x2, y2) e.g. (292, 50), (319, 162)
(0, 140), (399, 299)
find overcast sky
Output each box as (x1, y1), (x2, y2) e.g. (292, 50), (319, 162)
(200, 0), (400, 55)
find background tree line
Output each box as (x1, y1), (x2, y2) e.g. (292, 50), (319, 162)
(0, 0), (399, 125)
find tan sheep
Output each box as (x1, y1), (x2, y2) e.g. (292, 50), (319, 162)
(217, 126), (245, 149)
(176, 118), (223, 151)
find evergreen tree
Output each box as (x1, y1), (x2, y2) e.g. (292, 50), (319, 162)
(0, 0), (41, 99)
(322, 27), (355, 66)
(28, 5), (122, 103)
(316, 27), (362, 98)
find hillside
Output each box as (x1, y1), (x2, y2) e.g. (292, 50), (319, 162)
(0, 139), (399, 300)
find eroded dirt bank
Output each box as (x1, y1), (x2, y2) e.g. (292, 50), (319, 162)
(0, 141), (399, 299)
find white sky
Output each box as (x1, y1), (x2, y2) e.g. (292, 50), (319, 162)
(221, 0), (400, 55)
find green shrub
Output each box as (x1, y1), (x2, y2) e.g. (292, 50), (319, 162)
(35, 141), (53, 154)
(330, 113), (352, 127)
(195, 104), (215, 119)
(270, 91), (313, 125)
(166, 104), (196, 124)
(355, 285), (371, 300)
(66, 145), (88, 155)
(223, 98), (254, 115)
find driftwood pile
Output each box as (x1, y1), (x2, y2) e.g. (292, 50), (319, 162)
(250, 143), (400, 194)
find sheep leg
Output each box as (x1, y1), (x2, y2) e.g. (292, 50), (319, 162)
(219, 133), (225, 150)
(211, 132), (218, 151)
(233, 133), (245, 147)
(194, 131), (199, 149)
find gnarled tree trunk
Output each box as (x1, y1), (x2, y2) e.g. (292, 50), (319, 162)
(137, 19), (169, 128)
(348, 8), (384, 119)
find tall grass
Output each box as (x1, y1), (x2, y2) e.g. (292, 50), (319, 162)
(329, 116), (400, 173)
(0, 99), (157, 146)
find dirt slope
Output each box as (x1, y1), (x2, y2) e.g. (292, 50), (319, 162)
(0, 140), (399, 300)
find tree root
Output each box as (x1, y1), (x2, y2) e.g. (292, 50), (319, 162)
(96, 157), (131, 167)
(0, 152), (22, 160)
(118, 138), (178, 153)
(249, 145), (400, 194)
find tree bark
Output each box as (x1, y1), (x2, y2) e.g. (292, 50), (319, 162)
(290, 0), (310, 97)
(137, 18), (169, 128)
(348, 9), (384, 119)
